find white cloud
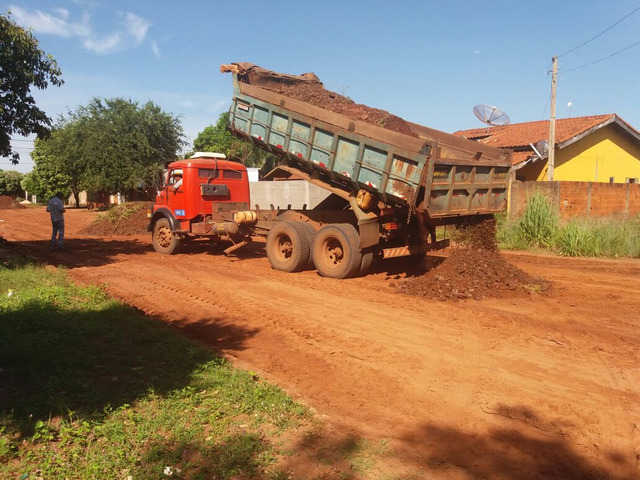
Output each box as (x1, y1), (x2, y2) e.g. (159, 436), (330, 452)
(123, 12), (150, 44)
(9, 6), (90, 37)
(8, 5), (151, 55)
(474, 50), (481, 55)
(83, 12), (150, 54)
(84, 33), (122, 54)
(151, 40), (161, 58)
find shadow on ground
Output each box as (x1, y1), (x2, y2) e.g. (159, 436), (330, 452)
(275, 412), (637, 480)
(0, 299), (258, 438)
(9, 237), (152, 269)
(370, 252), (446, 278)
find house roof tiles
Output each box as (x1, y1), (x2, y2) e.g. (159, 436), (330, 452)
(454, 114), (640, 165)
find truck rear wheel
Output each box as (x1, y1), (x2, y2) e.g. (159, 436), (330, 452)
(312, 224), (362, 279)
(152, 218), (181, 254)
(266, 221), (311, 272)
(359, 250), (374, 276)
(294, 222), (317, 267)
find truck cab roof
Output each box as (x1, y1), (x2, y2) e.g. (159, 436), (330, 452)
(168, 156), (247, 171)
(190, 152), (227, 159)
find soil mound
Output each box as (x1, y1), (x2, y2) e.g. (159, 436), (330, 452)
(82, 202), (151, 236)
(0, 196), (26, 209)
(396, 219), (550, 301)
(270, 82), (418, 138)
(396, 248), (548, 301)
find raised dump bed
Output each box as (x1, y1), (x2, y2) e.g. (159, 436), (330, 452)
(222, 62), (512, 223)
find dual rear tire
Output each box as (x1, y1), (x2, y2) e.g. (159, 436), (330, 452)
(311, 224), (363, 279)
(266, 221), (371, 279)
(266, 221), (315, 273)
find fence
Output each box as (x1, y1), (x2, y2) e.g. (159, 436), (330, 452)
(509, 181), (640, 219)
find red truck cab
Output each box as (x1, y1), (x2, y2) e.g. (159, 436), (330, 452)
(149, 152), (255, 254)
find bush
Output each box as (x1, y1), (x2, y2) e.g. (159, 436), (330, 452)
(557, 216), (640, 258)
(497, 193), (558, 250)
(497, 194), (640, 258)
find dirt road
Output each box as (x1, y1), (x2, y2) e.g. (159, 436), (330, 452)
(2, 207), (639, 479)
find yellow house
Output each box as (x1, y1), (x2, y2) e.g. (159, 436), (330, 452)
(455, 114), (640, 183)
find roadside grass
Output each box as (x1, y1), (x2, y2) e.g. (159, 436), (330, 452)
(497, 193), (640, 258)
(0, 257), (310, 479)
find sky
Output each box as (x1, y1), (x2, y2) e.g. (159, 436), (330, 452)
(3, 0), (640, 173)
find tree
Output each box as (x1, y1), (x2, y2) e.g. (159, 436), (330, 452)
(31, 97), (185, 203)
(0, 170), (24, 198)
(0, 11), (63, 164)
(194, 113), (278, 173)
(27, 136), (73, 203)
(78, 98), (184, 195)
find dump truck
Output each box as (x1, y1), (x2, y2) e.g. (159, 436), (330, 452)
(149, 63), (512, 278)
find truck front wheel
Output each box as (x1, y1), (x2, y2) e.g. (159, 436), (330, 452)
(266, 221), (310, 272)
(312, 224), (362, 279)
(152, 218), (181, 254)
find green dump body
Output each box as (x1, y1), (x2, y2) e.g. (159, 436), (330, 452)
(226, 67), (513, 221)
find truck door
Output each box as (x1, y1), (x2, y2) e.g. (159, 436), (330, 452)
(167, 168), (187, 219)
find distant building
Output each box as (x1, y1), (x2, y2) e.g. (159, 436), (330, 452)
(455, 114), (640, 183)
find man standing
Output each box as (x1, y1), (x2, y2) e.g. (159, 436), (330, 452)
(46, 192), (66, 250)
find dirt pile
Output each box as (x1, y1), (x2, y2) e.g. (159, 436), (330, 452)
(266, 81), (418, 138)
(395, 220), (549, 301)
(82, 202), (151, 236)
(0, 196), (26, 209)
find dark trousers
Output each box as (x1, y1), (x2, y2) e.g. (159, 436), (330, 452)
(51, 220), (65, 248)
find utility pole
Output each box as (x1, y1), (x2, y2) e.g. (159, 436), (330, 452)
(548, 56), (558, 181)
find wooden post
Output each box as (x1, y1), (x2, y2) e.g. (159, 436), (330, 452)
(548, 56), (558, 181)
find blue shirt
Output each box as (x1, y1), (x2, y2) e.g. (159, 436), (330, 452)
(47, 196), (65, 223)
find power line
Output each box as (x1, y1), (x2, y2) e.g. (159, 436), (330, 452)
(541, 94), (551, 120)
(10, 138), (34, 143)
(562, 39), (640, 73)
(558, 5), (640, 58)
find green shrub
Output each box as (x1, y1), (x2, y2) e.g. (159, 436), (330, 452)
(498, 195), (640, 259)
(495, 212), (529, 250)
(557, 216), (640, 258)
(516, 193), (558, 248)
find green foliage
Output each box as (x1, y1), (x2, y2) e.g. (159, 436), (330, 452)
(497, 198), (640, 258)
(0, 11), (63, 164)
(515, 193), (558, 248)
(194, 113), (233, 154)
(556, 216), (640, 258)
(29, 98), (184, 202)
(194, 112), (278, 172)
(23, 138), (72, 201)
(0, 170), (24, 197)
(495, 212), (529, 250)
(0, 260), (309, 479)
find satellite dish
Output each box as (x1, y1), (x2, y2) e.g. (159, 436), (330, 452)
(530, 139), (549, 160)
(534, 140), (549, 157)
(473, 104), (510, 127)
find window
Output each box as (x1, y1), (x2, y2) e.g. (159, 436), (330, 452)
(168, 169), (183, 186)
(626, 178), (638, 184)
(609, 177), (615, 184)
(198, 168), (219, 179)
(223, 170), (243, 179)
